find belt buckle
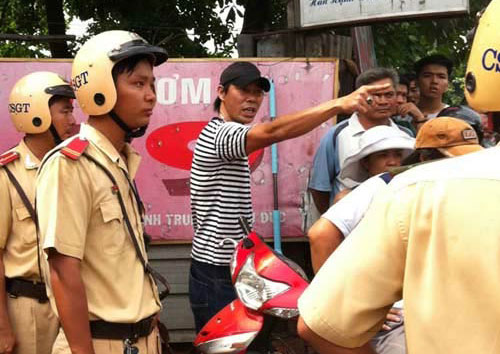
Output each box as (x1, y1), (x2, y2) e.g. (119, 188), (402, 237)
(123, 338), (138, 354)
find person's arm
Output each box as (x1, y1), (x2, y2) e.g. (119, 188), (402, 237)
(36, 156), (93, 354)
(297, 317), (376, 354)
(298, 185), (409, 349)
(308, 130), (336, 214)
(0, 252), (15, 354)
(308, 218), (344, 273)
(0, 172), (15, 354)
(397, 102), (427, 132)
(245, 84), (391, 154)
(48, 250), (94, 354)
(310, 189), (330, 215)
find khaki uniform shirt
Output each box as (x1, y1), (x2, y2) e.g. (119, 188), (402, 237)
(37, 123), (161, 323)
(299, 147), (500, 353)
(0, 140), (42, 281)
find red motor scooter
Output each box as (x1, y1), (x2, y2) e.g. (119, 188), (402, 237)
(194, 218), (309, 354)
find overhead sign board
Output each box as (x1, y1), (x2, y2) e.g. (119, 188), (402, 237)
(0, 58), (338, 242)
(300, 0), (469, 28)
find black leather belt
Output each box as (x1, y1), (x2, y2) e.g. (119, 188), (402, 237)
(5, 277), (48, 303)
(90, 315), (156, 340)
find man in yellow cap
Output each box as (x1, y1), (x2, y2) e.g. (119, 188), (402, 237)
(297, 0), (500, 352)
(36, 31), (168, 354)
(0, 72), (76, 353)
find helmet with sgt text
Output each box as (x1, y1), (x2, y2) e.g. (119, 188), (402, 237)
(9, 71), (75, 141)
(465, 0), (500, 112)
(71, 30), (168, 139)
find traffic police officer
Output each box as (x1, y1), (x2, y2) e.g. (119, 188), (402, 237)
(0, 72), (75, 354)
(297, 0), (500, 353)
(36, 31), (168, 354)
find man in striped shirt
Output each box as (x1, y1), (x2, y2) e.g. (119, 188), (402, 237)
(189, 61), (391, 332)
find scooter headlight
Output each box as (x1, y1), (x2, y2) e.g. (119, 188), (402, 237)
(234, 254), (290, 310)
(196, 332), (259, 354)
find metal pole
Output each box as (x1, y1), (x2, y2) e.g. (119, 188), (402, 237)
(269, 79), (282, 253)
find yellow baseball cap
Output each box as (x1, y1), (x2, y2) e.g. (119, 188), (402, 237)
(416, 117), (483, 157)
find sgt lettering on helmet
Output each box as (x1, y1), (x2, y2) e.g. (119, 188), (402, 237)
(8, 103), (30, 114)
(72, 71), (89, 91)
(482, 48), (500, 73)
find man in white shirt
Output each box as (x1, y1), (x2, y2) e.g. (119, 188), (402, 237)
(309, 68), (413, 214)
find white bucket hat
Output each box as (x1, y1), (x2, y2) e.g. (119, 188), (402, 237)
(340, 126), (415, 183)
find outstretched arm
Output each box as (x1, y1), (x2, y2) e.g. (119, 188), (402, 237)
(245, 84), (391, 154)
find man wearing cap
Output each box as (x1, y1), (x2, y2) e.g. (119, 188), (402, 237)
(36, 31), (168, 354)
(296, 1), (499, 350)
(411, 117), (483, 160)
(189, 61), (391, 333)
(308, 67), (413, 215)
(0, 72), (76, 354)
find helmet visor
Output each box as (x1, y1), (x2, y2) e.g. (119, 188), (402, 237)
(108, 39), (168, 66)
(45, 84), (76, 99)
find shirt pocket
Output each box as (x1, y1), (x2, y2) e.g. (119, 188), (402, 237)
(15, 206), (36, 244)
(99, 200), (127, 255)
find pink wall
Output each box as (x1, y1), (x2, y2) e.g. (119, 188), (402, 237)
(0, 59), (338, 241)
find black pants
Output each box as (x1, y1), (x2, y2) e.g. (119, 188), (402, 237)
(188, 259), (236, 333)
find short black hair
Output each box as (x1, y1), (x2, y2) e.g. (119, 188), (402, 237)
(418, 148), (447, 161)
(111, 54), (155, 83)
(48, 95), (72, 107)
(355, 67), (399, 89)
(213, 83), (230, 113)
(401, 148), (446, 165)
(398, 74), (411, 90)
(414, 54), (453, 77)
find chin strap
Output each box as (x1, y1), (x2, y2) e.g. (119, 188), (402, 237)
(108, 110), (148, 142)
(49, 125), (62, 145)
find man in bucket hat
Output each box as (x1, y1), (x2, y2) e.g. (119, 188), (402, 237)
(308, 125), (415, 273)
(339, 126), (415, 187)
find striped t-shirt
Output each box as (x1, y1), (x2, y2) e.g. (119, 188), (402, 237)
(190, 117), (253, 265)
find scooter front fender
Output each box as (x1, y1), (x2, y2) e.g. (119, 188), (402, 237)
(194, 300), (264, 354)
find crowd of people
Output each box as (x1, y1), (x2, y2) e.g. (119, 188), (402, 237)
(0, 0), (498, 353)
(298, 1), (500, 353)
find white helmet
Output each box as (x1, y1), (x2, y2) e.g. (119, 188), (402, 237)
(9, 71), (74, 134)
(72, 30), (167, 116)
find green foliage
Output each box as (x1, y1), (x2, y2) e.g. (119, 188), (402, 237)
(0, 0), (288, 58)
(0, 0), (251, 58)
(65, 0), (242, 57)
(372, 0), (491, 105)
(0, 0), (50, 57)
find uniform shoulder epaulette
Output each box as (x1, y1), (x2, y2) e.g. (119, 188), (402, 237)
(0, 151), (20, 167)
(61, 137), (89, 160)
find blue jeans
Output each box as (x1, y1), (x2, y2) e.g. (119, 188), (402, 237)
(189, 259), (237, 333)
